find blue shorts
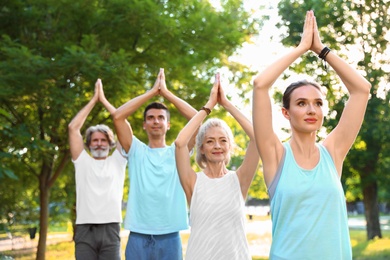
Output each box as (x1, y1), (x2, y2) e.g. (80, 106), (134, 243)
(125, 231), (182, 260)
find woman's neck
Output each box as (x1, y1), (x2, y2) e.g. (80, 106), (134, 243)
(289, 135), (320, 170)
(204, 162), (228, 178)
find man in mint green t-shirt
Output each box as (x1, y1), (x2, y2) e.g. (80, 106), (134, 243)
(113, 68), (197, 260)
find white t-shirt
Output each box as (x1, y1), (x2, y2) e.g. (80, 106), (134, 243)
(73, 149), (127, 224)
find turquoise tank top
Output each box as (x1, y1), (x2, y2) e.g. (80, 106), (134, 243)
(269, 142), (352, 259)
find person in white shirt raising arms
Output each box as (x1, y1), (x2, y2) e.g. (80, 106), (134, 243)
(68, 79), (127, 260)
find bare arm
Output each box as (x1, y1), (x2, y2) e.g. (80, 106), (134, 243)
(68, 83), (99, 160)
(159, 69), (198, 120)
(310, 14), (372, 174)
(175, 74), (219, 205)
(97, 79), (116, 115)
(252, 11), (314, 187)
(97, 79), (125, 153)
(218, 81), (259, 199)
(159, 69), (198, 150)
(113, 71), (160, 153)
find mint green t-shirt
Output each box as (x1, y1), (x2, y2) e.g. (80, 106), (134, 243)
(123, 136), (188, 234)
(269, 142), (352, 260)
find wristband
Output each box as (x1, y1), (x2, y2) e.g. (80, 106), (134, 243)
(318, 46), (331, 60)
(200, 106), (211, 115)
(318, 46), (331, 71)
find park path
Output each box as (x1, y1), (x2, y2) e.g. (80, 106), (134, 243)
(0, 218), (272, 257)
(0, 232), (73, 252)
(1, 215), (388, 258)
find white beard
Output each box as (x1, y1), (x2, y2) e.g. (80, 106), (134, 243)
(90, 146), (109, 159)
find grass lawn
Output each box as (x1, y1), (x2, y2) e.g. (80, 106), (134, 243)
(350, 229), (390, 260)
(1, 220), (389, 260)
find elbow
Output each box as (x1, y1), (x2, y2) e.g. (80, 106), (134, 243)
(253, 77), (261, 90)
(365, 81), (372, 93)
(253, 76), (266, 91)
(358, 80), (372, 97)
(174, 140), (182, 149)
(360, 76), (372, 94)
(112, 110), (123, 122)
(68, 122), (76, 132)
(174, 139), (186, 149)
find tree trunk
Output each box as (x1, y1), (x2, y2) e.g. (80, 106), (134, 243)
(34, 148), (69, 259)
(362, 181), (382, 240)
(36, 166), (51, 260)
(72, 202), (76, 241)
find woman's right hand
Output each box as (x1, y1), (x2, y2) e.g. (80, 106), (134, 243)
(205, 73), (219, 110)
(298, 10), (315, 52)
(310, 11), (326, 54)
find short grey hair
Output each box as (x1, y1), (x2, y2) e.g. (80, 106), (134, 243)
(85, 124), (116, 149)
(195, 118), (235, 169)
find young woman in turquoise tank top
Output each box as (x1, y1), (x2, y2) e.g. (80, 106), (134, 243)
(252, 10), (371, 259)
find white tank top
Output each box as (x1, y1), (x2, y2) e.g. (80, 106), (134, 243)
(185, 171), (251, 260)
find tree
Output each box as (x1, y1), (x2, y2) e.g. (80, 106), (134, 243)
(0, 0), (263, 258)
(277, 0), (390, 240)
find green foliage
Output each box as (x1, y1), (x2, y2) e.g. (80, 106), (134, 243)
(0, 1), (266, 255)
(248, 166), (268, 199)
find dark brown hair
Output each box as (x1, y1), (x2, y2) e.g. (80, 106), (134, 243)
(282, 80), (322, 109)
(143, 102), (170, 121)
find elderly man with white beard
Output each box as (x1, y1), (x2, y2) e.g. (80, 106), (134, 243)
(68, 79), (127, 260)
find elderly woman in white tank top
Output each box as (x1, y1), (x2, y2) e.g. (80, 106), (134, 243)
(175, 73), (259, 260)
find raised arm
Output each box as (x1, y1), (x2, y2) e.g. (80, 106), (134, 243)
(68, 82), (99, 160)
(311, 13), (371, 174)
(96, 79), (125, 152)
(97, 78), (116, 115)
(159, 68), (198, 150)
(113, 70), (160, 152)
(175, 74), (219, 205)
(252, 10), (314, 186)
(159, 69), (198, 120)
(218, 80), (259, 198)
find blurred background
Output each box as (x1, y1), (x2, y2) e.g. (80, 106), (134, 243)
(0, 0), (389, 259)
